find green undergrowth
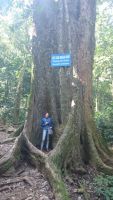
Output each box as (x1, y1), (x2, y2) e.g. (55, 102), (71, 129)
(94, 173), (113, 200)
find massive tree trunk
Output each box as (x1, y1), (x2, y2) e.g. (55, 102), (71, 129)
(1, 0), (113, 199)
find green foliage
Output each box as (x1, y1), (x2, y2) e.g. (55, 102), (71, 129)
(95, 103), (113, 144)
(0, 0), (32, 123)
(94, 174), (113, 200)
(94, 0), (113, 144)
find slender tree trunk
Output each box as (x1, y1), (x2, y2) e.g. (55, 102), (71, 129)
(4, 79), (9, 99)
(95, 78), (99, 112)
(111, 79), (113, 99)
(13, 67), (25, 124)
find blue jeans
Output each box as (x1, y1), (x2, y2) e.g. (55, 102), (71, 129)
(41, 129), (49, 151)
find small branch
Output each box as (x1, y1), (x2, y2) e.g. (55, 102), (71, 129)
(0, 137), (16, 144)
(0, 186), (11, 193)
(0, 177), (24, 187)
(23, 176), (33, 186)
(0, 176), (32, 193)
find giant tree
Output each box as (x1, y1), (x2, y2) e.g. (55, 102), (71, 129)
(0, 0), (113, 199)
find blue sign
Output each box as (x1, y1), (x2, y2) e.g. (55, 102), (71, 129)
(51, 54), (71, 67)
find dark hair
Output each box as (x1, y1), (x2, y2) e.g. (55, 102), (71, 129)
(44, 112), (49, 116)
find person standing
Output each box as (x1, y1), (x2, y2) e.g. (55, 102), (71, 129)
(41, 112), (53, 151)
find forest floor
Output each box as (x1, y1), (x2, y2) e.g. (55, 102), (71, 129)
(0, 123), (104, 200)
(64, 167), (103, 200)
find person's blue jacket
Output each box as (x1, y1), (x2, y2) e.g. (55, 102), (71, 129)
(41, 117), (53, 130)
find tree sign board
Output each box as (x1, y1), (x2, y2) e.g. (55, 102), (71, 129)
(51, 54), (71, 67)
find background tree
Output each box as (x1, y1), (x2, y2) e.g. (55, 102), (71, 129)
(93, 0), (113, 144)
(0, 0), (32, 124)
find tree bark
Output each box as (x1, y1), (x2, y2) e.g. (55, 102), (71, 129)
(1, 0), (113, 200)
(28, 0), (113, 174)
